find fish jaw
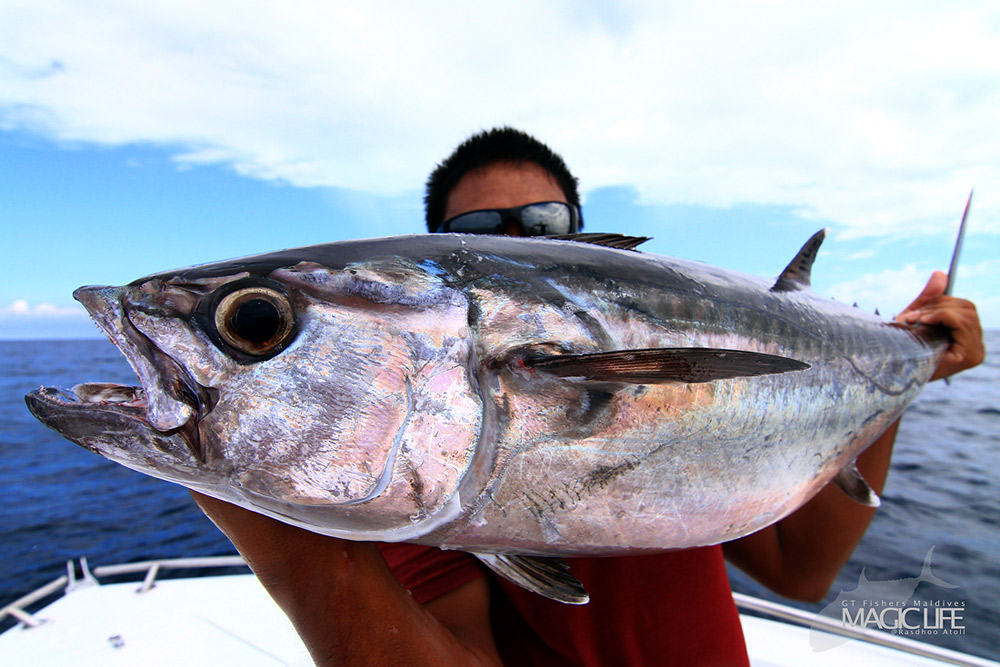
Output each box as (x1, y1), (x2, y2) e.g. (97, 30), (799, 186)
(26, 283), (216, 484)
(24, 385), (209, 486)
(74, 285), (201, 432)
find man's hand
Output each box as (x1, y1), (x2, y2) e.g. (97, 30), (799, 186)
(190, 492), (501, 666)
(896, 271), (984, 381)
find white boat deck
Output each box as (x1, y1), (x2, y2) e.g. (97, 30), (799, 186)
(0, 558), (311, 666)
(1, 557), (995, 666)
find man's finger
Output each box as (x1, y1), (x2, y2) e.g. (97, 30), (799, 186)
(898, 271), (948, 318)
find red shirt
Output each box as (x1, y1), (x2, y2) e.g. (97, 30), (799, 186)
(378, 543), (749, 666)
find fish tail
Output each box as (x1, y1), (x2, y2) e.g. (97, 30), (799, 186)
(944, 190), (973, 297)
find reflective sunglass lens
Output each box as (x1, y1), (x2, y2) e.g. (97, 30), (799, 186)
(521, 202), (573, 235)
(442, 201), (576, 235)
(447, 211), (501, 234)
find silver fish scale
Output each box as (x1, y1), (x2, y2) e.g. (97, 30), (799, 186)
(26, 234), (945, 556)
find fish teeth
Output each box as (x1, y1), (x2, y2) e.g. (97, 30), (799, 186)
(72, 383), (142, 405)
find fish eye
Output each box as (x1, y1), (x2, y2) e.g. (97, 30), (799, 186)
(213, 286), (295, 357)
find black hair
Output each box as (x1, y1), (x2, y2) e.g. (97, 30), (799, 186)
(424, 126), (582, 232)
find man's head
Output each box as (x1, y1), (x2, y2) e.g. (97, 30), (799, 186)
(424, 127), (582, 234)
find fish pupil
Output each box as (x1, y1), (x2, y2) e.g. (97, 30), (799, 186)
(232, 299), (281, 343)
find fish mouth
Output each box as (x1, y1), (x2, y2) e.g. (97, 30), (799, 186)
(26, 285), (215, 468)
(26, 381), (205, 464)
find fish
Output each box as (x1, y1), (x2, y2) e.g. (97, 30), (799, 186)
(25, 231), (947, 604)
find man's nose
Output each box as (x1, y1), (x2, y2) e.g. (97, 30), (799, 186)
(501, 218), (525, 236)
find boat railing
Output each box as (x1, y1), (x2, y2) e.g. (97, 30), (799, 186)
(3, 557), (996, 666)
(0, 555), (248, 629)
(733, 592), (997, 667)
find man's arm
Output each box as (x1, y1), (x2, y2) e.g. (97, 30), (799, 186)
(724, 271), (984, 602)
(191, 493), (501, 667)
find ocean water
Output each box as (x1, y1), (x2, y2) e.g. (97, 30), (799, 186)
(1, 335), (998, 662)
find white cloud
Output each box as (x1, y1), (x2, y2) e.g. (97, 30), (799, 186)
(0, 300), (97, 339)
(845, 249), (877, 261)
(825, 258), (1000, 327)
(6, 299), (29, 314)
(1, 0), (998, 241)
(0, 299), (87, 318)
(826, 264), (929, 318)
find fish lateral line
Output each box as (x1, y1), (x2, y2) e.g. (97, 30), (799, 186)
(523, 347), (810, 384)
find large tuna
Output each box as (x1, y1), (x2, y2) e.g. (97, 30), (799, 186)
(25, 232), (946, 602)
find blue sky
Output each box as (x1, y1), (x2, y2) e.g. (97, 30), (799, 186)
(1, 0), (998, 339)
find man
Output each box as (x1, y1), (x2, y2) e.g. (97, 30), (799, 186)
(194, 127), (984, 665)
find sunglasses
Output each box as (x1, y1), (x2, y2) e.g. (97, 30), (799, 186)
(440, 201), (581, 236)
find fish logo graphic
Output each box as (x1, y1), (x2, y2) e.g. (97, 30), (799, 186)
(810, 546), (959, 652)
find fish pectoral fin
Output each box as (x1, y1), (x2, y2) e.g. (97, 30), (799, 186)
(524, 348), (810, 384)
(472, 553), (589, 605)
(833, 461), (881, 507)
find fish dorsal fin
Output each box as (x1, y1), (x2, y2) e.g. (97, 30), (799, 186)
(771, 229), (826, 292)
(833, 460), (881, 507)
(546, 233), (651, 251)
(524, 347), (810, 384)
(473, 553), (589, 604)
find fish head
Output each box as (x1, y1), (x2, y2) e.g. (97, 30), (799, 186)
(26, 250), (482, 540)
